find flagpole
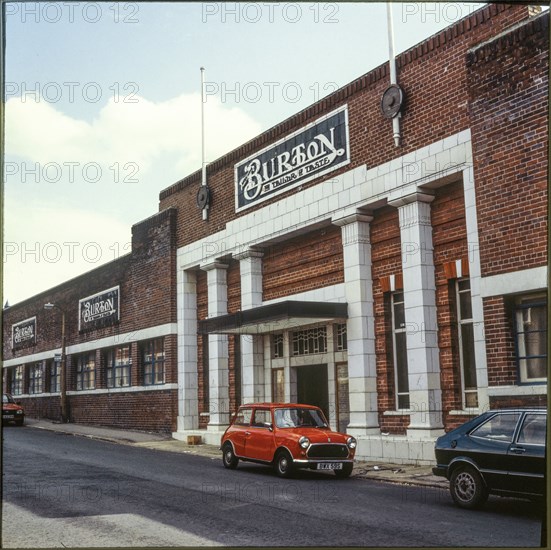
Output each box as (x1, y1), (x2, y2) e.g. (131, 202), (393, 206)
(200, 66), (208, 220)
(386, 4), (401, 147)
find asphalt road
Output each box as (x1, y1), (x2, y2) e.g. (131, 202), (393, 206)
(2, 426), (544, 547)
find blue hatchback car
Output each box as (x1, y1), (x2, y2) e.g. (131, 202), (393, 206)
(433, 409), (546, 509)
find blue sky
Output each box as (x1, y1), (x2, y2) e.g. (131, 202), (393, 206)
(4, 1), (492, 304)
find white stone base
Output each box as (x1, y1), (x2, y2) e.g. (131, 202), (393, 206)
(172, 429), (226, 447)
(354, 434), (437, 466)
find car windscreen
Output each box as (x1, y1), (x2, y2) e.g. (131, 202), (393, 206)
(3, 394), (14, 404)
(274, 408), (328, 428)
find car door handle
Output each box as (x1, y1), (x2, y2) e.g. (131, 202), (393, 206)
(245, 431), (251, 436)
(509, 446), (526, 454)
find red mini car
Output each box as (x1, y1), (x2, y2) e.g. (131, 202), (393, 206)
(220, 403), (356, 478)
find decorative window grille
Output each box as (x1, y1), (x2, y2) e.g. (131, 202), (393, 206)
(272, 334), (284, 358)
(335, 323), (348, 351)
(292, 327), (327, 356)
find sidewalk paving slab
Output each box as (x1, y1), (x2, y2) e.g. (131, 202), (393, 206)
(19, 417), (448, 490)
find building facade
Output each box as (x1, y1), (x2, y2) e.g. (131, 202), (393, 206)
(3, 4), (548, 463)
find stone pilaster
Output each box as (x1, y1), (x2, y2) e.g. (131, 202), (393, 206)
(176, 269), (199, 431)
(389, 192), (443, 438)
(333, 213), (379, 435)
(201, 261), (230, 430)
(235, 249), (265, 404)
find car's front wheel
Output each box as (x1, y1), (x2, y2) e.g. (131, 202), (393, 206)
(222, 443), (239, 469)
(449, 465), (488, 509)
(334, 463), (354, 478)
(274, 450), (294, 478)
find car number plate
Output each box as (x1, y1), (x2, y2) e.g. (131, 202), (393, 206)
(317, 463), (343, 470)
(3, 414), (14, 419)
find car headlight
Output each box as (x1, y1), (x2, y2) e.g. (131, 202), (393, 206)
(299, 436), (310, 449)
(347, 436), (357, 449)
(16, 410), (23, 415)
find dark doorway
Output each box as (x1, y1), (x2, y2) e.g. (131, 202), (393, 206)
(296, 364), (329, 420)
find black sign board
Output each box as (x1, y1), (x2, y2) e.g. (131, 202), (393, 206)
(11, 317), (36, 349)
(79, 286), (120, 331)
(235, 105), (350, 211)
(12, 317), (36, 350)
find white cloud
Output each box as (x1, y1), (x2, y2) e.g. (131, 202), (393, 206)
(5, 93), (262, 173)
(3, 202), (131, 305)
(4, 94), (263, 304)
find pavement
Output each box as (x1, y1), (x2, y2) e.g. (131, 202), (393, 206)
(19, 417), (448, 490)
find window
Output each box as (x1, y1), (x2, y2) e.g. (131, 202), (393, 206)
(29, 363), (44, 394)
(456, 279), (478, 408)
(142, 339), (165, 385)
(272, 334), (284, 358)
(471, 412), (521, 442)
(335, 323), (348, 351)
(106, 346), (131, 388)
(50, 360), (60, 393)
(11, 365), (24, 395)
(515, 295), (547, 383)
(252, 409), (271, 427)
(391, 292), (409, 409)
(292, 327), (327, 356)
(272, 368), (285, 403)
(234, 407), (252, 426)
(76, 352), (96, 391)
(518, 413), (546, 446)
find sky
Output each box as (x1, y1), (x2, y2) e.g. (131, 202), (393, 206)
(3, 1), (494, 306)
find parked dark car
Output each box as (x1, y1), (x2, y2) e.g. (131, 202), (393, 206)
(433, 408), (546, 509)
(2, 394), (25, 426)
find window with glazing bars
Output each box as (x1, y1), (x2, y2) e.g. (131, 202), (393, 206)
(142, 339), (165, 385)
(29, 362), (44, 394)
(272, 334), (284, 358)
(292, 327), (327, 356)
(335, 323), (348, 351)
(456, 279), (478, 408)
(106, 346), (131, 388)
(514, 295), (547, 384)
(76, 352), (96, 391)
(50, 360), (60, 393)
(391, 292), (409, 409)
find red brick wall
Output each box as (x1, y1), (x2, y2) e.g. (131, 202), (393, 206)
(370, 206), (405, 433)
(431, 181), (469, 425)
(159, 5), (532, 253)
(68, 390), (177, 433)
(467, 13), (548, 278)
(262, 225), (343, 301)
(483, 296), (517, 387)
(3, 209), (179, 432)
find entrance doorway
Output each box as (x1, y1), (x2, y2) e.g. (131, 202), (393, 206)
(296, 364), (329, 420)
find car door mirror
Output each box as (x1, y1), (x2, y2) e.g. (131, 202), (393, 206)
(264, 422), (273, 431)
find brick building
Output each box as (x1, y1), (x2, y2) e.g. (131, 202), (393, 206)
(3, 4), (548, 463)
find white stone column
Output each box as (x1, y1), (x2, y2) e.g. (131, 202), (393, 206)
(176, 269), (199, 431)
(201, 261), (230, 430)
(236, 249), (265, 404)
(333, 213), (380, 435)
(389, 192), (443, 438)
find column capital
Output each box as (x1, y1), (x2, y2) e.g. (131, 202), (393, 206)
(234, 248), (264, 261)
(387, 191), (435, 209)
(200, 260), (229, 272)
(332, 213), (373, 227)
